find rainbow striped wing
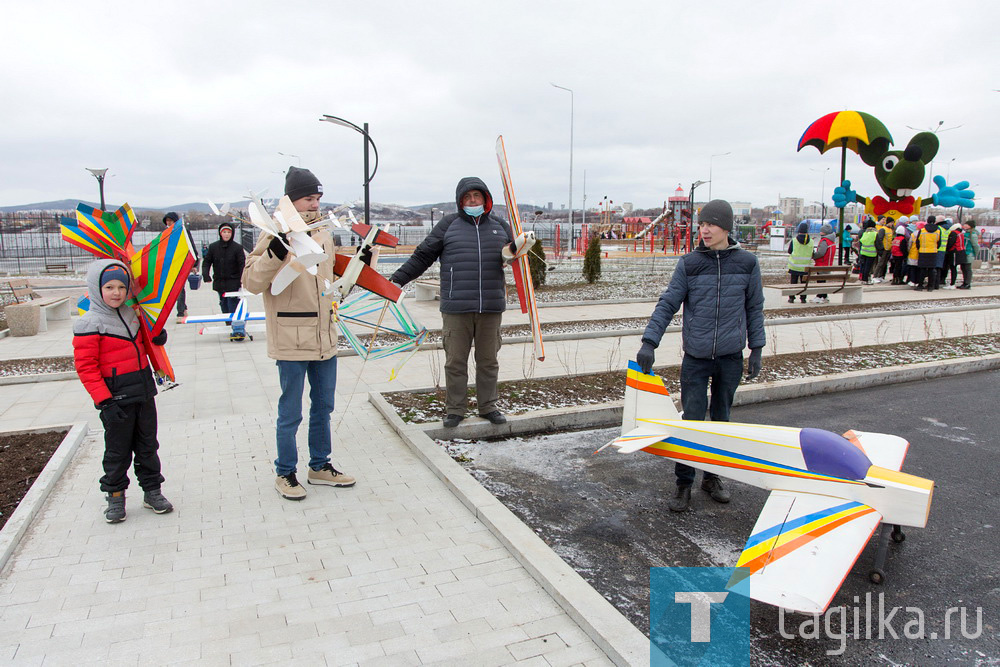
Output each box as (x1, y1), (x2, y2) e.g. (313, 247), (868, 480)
(129, 222), (196, 336)
(60, 203), (137, 261)
(727, 490), (881, 614)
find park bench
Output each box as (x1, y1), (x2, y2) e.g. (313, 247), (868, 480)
(43, 262), (71, 274)
(773, 265), (864, 304)
(413, 279), (441, 302)
(2, 279), (72, 335)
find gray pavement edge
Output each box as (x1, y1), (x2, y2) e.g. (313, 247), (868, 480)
(0, 422), (88, 574)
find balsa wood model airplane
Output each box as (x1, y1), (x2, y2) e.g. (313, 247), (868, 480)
(603, 361), (934, 614)
(182, 290), (265, 341)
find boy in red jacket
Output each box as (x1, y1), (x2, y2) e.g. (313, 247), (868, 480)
(73, 260), (172, 523)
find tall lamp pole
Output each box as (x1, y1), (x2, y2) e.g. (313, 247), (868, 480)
(810, 166), (831, 219)
(85, 168), (108, 209)
(708, 152), (731, 201)
(551, 83), (574, 254)
(277, 152), (301, 166)
(319, 115), (379, 226)
(688, 180), (708, 252)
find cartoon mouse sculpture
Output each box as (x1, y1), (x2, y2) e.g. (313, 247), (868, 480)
(832, 131), (975, 221)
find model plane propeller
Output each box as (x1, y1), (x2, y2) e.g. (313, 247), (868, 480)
(601, 361), (934, 615)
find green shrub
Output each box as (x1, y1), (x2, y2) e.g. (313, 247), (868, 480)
(583, 234), (602, 284)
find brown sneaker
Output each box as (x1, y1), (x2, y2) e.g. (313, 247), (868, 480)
(307, 464), (356, 487)
(275, 472), (307, 500)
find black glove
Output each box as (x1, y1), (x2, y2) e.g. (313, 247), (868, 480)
(152, 330), (167, 346)
(99, 400), (128, 424)
(636, 341), (656, 374)
(746, 348), (763, 380)
(268, 233), (289, 261)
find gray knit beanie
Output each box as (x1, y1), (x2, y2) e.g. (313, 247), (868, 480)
(698, 199), (734, 232)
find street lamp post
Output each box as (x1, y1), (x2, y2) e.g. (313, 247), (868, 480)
(551, 83), (574, 255)
(906, 121), (963, 198)
(319, 115), (379, 226)
(708, 152), (731, 201)
(810, 166), (831, 219)
(277, 152), (301, 166)
(688, 180), (708, 252)
(85, 168), (108, 209)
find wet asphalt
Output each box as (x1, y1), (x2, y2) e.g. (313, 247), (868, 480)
(456, 370), (1000, 666)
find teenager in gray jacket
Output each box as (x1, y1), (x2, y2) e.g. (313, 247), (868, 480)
(636, 199), (766, 511)
(392, 177), (513, 428)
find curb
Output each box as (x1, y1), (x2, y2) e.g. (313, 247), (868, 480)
(0, 371), (77, 386)
(368, 392), (648, 667)
(371, 355), (1000, 663)
(0, 422), (89, 575)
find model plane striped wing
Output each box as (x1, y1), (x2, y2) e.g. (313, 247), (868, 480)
(728, 490), (881, 614)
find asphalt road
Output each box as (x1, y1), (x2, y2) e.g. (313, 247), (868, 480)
(457, 370), (1000, 666)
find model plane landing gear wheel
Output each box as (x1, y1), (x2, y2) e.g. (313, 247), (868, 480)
(891, 527), (906, 543)
(870, 569), (886, 585)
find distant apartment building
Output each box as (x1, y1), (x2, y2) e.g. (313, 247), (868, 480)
(778, 197), (804, 220)
(730, 201), (751, 217)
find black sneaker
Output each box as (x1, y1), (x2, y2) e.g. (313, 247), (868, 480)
(443, 414), (464, 428)
(105, 492), (126, 523)
(142, 489), (174, 514)
(481, 410), (507, 425)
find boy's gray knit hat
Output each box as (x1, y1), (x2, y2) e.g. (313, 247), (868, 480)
(698, 199), (734, 232)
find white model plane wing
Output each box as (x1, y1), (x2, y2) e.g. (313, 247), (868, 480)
(842, 430), (910, 472)
(198, 324), (267, 336)
(184, 312), (265, 324)
(275, 196), (311, 233)
(728, 490), (882, 614)
(247, 197), (280, 236)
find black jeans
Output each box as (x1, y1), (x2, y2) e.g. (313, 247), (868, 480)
(218, 294), (239, 321)
(675, 352), (743, 486)
(175, 286), (187, 316)
(99, 398), (163, 493)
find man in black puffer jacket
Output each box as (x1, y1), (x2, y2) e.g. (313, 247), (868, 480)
(636, 199), (766, 512)
(202, 221), (246, 319)
(392, 177), (514, 428)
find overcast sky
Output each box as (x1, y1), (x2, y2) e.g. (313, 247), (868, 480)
(2, 0), (997, 212)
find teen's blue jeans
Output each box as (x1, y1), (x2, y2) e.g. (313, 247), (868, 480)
(675, 352), (744, 486)
(275, 357), (337, 476)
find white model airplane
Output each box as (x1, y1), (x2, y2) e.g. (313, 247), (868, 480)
(603, 361), (934, 614)
(244, 194), (330, 295)
(182, 290), (265, 341)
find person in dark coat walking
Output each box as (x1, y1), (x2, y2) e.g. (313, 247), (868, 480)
(202, 221), (246, 317)
(391, 177), (522, 429)
(162, 212), (198, 322)
(636, 199), (766, 512)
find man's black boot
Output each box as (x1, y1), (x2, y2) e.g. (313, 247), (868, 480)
(701, 477), (731, 503)
(668, 485), (692, 512)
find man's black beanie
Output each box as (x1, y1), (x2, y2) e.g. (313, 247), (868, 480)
(284, 166), (323, 201)
(162, 211), (179, 225)
(698, 199), (734, 232)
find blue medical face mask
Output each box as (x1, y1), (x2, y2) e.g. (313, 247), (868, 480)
(463, 205), (485, 217)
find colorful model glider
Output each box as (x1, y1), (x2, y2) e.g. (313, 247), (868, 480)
(496, 135), (544, 361)
(335, 290), (427, 380)
(183, 290), (265, 341)
(602, 361), (934, 614)
(61, 203), (196, 383)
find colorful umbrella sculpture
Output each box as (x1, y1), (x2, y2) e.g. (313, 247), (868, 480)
(797, 110), (893, 264)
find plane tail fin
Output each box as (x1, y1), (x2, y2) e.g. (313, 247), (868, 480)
(623, 360), (680, 435)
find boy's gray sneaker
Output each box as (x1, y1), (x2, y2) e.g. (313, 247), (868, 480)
(105, 493), (126, 523)
(143, 489), (174, 514)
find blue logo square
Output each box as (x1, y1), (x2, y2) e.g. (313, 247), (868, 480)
(650, 567), (752, 666)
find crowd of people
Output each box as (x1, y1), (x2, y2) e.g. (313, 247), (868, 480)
(788, 215), (980, 298)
